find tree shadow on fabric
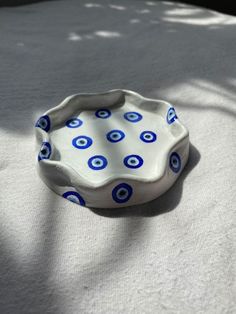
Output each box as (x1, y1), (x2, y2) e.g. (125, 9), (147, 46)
(0, 0), (235, 134)
(0, 191), (65, 314)
(90, 142), (200, 218)
(168, 0), (236, 16)
(0, 0), (54, 6)
(74, 216), (150, 313)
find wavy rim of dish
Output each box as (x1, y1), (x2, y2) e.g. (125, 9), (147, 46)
(35, 89), (189, 189)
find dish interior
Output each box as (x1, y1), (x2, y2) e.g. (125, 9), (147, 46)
(50, 101), (179, 184)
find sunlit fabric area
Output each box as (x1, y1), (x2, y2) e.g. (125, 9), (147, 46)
(0, 0), (235, 313)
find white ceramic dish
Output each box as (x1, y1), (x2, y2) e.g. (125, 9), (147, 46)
(35, 89), (189, 208)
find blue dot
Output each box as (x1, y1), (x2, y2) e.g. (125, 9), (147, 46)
(124, 111), (142, 123)
(95, 109), (111, 119)
(38, 142), (51, 161)
(63, 191), (86, 206)
(167, 107), (178, 124)
(35, 115), (51, 132)
(169, 152), (181, 173)
(88, 155), (108, 170)
(140, 131), (157, 143)
(123, 154), (144, 169)
(106, 130), (125, 143)
(66, 118), (83, 128)
(112, 183), (133, 203)
(72, 136), (93, 149)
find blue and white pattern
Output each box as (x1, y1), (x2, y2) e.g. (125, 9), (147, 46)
(38, 142), (52, 161)
(123, 154), (144, 169)
(66, 118), (83, 128)
(112, 183), (133, 203)
(95, 109), (111, 119)
(140, 131), (157, 143)
(35, 115), (51, 132)
(88, 155), (108, 170)
(72, 135), (93, 149)
(124, 111), (142, 123)
(106, 129), (125, 143)
(63, 191), (86, 206)
(167, 107), (178, 124)
(169, 152), (181, 173)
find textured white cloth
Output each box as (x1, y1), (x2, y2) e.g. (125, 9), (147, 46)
(0, 1), (236, 313)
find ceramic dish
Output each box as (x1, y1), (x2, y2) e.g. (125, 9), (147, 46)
(35, 89), (189, 208)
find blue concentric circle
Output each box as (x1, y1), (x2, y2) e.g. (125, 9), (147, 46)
(88, 155), (108, 170)
(63, 191), (86, 206)
(95, 109), (111, 119)
(169, 152), (181, 173)
(167, 107), (178, 124)
(106, 129), (125, 143)
(72, 136), (93, 149)
(66, 118), (83, 128)
(38, 142), (52, 161)
(112, 183), (133, 203)
(123, 154), (144, 169)
(140, 131), (157, 143)
(124, 111), (142, 123)
(35, 115), (51, 132)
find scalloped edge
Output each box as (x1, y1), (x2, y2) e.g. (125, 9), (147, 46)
(35, 89), (189, 208)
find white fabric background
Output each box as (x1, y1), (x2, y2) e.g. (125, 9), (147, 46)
(0, 0), (235, 313)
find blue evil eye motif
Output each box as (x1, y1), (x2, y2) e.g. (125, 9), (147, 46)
(112, 183), (133, 204)
(63, 191), (86, 206)
(88, 155), (108, 170)
(72, 136), (93, 149)
(106, 130), (125, 143)
(140, 131), (157, 143)
(35, 115), (51, 132)
(167, 107), (178, 124)
(95, 109), (111, 119)
(123, 154), (144, 169)
(38, 142), (51, 161)
(124, 111), (142, 123)
(66, 118), (83, 128)
(169, 152), (181, 173)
